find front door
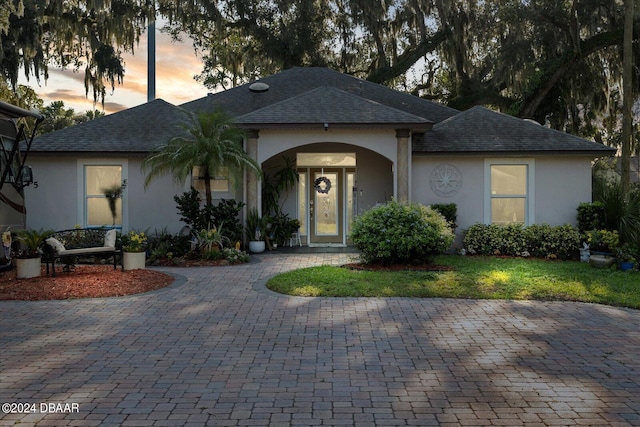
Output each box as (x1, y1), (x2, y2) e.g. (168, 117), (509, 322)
(309, 168), (343, 244)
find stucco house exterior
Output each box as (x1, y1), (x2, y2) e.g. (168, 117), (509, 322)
(27, 67), (615, 246)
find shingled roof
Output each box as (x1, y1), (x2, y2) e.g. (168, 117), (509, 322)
(30, 68), (616, 158)
(413, 106), (616, 156)
(182, 67), (458, 124)
(233, 86), (433, 130)
(31, 99), (192, 154)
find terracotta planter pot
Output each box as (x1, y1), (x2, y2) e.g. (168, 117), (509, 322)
(16, 257), (42, 279)
(123, 251), (146, 270)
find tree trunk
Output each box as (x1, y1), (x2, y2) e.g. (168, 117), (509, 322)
(621, 0), (634, 196)
(203, 168), (213, 207)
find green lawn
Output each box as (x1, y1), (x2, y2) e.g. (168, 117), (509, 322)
(266, 255), (640, 309)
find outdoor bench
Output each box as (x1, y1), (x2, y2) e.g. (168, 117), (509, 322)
(42, 228), (122, 276)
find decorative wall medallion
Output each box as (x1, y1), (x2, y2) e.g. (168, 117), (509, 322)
(430, 164), (462, 197)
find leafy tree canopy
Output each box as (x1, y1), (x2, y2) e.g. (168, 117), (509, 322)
(2, 0), (639, 148)
(156, 0), (638, 139)
(1, 0), (153, 106)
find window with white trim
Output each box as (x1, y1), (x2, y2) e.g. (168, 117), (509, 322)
(192, 166), (230, 193)
(85, 165), (123, 227)
(485, 159), (534, 225)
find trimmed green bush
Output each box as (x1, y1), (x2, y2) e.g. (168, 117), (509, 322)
(430, 203), (457, 231)
(463, 223), (580, 260)
(576, 202), (606, 234)
(174, 188), (245, 243)
(350, 200), (454, 265)
(524, 224), (580, 259)
(463, 223), (526, 256)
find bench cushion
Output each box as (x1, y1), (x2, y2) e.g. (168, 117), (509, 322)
(57, 247), (116, 256)
(46, 237), (66, 253)
(104, 229), (116, 248)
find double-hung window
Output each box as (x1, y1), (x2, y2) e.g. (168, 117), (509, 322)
(84, 164), (123, 227)
(192, 166), (230, 194)
(485, 159), (534, 225)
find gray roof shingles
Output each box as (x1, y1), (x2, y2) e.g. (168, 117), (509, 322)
(31, 99), (192, 153)
(233, 86), (433, 128)
(30, 68), (616, 157)
(413, 106), (616, 155)
(181, 67), (459, 123)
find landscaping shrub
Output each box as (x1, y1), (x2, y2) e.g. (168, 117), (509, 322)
(463, 223), (526, 256)
(430, 203), (457, 231)
(174, 188), (245, 243)
(593, 178), (640, 245)
(350, 200), (454, 265)
(523, 224), (580, 259)
(576, 202), (606, 234)
(208, 199), (246, 244)
(147, 228), (192, 261)
(174, 188), (205, 229)
(463, 223), (580, 260)
(222, 248), (250, 264)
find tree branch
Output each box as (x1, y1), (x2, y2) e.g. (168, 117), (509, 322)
(518, 27), (626, 118)
(366, 29), (449, 84)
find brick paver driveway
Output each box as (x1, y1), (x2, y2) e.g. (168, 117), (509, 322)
(1, 253), (640, 426)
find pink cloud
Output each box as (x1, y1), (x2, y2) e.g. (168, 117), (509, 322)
(18, 24), (206, 115)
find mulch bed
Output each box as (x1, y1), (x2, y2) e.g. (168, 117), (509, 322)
(0, 265), (174, 301)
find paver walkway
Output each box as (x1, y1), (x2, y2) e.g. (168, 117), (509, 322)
(1, 253), (640, 426)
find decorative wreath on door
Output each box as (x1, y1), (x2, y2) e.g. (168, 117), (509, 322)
(314, 176), (332, 194)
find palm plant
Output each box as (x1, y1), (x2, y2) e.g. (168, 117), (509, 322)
(14, 228), (54, 258)
(593, 174), (640, 245)
(142, 110), (262, 206)
(262, 156), (299, 216)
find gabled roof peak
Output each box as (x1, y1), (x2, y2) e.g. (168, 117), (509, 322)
(419, 105), (616, 155)
(234, 86), (433, 130)
(182, 67), (459, 124)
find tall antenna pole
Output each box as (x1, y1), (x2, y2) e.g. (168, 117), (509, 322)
(147, 18), (156, 102)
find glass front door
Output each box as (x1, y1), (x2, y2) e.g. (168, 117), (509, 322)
(309, 168), (343, 244)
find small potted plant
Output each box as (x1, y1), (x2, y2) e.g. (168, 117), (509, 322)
(585, 229), (619, 268)
(616, 243), (636, 271)
(13, 228), (54, 278)
(246, 208), (265, 253)
(122, 230), (147, 270)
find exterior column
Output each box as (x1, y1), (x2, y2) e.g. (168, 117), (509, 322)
(396, 129), (410, 202)
(246, 129), (260, 215)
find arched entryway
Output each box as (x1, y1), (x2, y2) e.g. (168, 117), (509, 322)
(262, 143), (392, 246)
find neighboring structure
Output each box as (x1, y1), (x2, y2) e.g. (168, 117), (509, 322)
(28, 67), (615, 246)
(1, 101), (43, 231)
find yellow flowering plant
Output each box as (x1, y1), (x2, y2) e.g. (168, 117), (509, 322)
(585, 229), (619, 253)
(122, 231), (147, 252)
(197, 224), (230, 252)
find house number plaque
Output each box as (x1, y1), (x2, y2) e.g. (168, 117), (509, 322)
(430, 164), (462, 197)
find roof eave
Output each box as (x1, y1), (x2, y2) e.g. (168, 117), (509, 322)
(236, 122), (433, 132)
(27, 150), (151, 157)
(412, 149), (617, 157)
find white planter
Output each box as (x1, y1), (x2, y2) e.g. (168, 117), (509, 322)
(123, 251), (146, 270)
(16, 257), (42, 279)
(248, 241), (265, 253)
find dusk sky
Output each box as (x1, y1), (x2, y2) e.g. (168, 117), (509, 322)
(19, 24), (208, 115)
